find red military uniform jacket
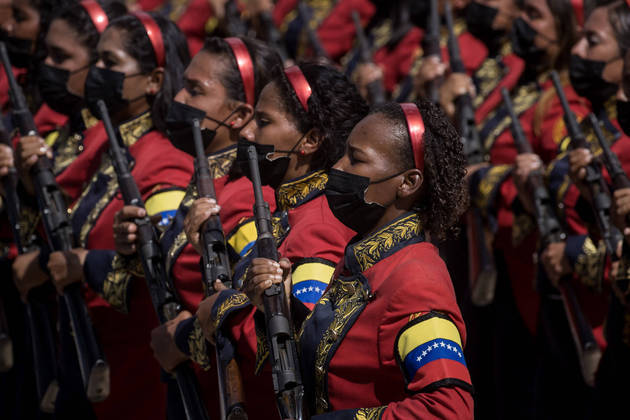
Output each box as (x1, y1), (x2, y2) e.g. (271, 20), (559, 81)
(470, 72), (590, 333)
(273, 0), (375, 62)
(208, 170), (355, 420)
(295, 212), (472, 418)
(71, 112), (193, 419)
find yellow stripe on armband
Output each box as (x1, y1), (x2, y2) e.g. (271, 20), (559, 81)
(145, 190), (185, 216)
(228, 220), (258, 257)
(397, 315), (462, 361)
(292, 262), (335, 286)
(44, 131), (60, 147)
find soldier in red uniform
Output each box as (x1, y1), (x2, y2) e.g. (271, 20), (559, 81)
(184, 63), (368, 419)
(13, 12), (194, 420)
(110, 35), (282, 417)
(245, 99), (472, 418)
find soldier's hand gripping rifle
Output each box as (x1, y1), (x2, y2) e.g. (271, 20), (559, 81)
(0, 109), (60, 411)
(191, 119), (247, 420)
(0, 41), (109, 403)
(550, 71), (623, 258)
(351, 10), (385, 105)
(503, 88), (602, 386)
(297, 0), (330, 61)
(444, 1), (496, 306)
(97, 101), (209, 420)
(422, 0), (442, 103)
(247, 145), (304, 420)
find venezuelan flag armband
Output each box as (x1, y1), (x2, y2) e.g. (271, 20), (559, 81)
(145, 188), (186, 230)
(291, 258), (336, 305)
(394, 311), (473, 394)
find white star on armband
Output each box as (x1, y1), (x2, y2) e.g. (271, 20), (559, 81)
(422, 350), (427, 357)
(446, 344), (452, 351)
(440, 342), (445, 347)
(308, 286), (313, 291)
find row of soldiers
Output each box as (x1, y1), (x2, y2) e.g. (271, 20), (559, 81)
(0, 0), (628, 419)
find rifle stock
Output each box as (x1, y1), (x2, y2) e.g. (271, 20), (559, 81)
(98, 101), (209, 420)
(191, 118), (247, 420)
(246, 145), (304, 420)
(0, 41), (110, 406)
(502, 88), (602, 386)
(351, 11), (385, 105)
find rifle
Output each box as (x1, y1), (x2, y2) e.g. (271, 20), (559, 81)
(246, 145), (304, 420)
(0, 116), (61, 413)
(351, 10), (385, 105)
(443, 2), (496, 306)
(503, 88), (602, 386)
(550, 71), (622, 258)
(0, 41), (109, 403)
(258, 10), (289, 63)
(97, 100), (209, 420)
(422, 0), (442, 103)
(225, 0), (248, 37)
(296, 0), (329, 61)
(191, 118), (247, 420)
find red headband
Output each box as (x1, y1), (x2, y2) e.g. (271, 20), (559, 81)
(132, 12), (165, 68)
(284, 65), (312, 111)
(400, 103), (425, 171)
(225, 37), (255, 106)
(80, 0), (108, 34)
(626, 0), (630, 7)
(571, 0), (584, 26)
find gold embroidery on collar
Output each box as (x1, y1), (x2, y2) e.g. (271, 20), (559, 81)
(300, 276), (369, 413)
(208, 147), (237, 179)
(575, 237), (606, 291)
(352, 213), (421, 272)
(80, 108), (99, 130)
(189, 317), (211, 370)
(118, 112), (153, 147)
(355, 406), (387, 420)
(277, 170), (328, 210)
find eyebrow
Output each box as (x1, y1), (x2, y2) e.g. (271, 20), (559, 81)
(255, 110), (273, 120)
(183, 76), (203, 90)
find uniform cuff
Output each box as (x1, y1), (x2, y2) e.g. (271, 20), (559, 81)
(311, 407), (386, 420)
(564, 235), (606, 289)
(175, 316), (211, 370)
(469, 164), (513, 220)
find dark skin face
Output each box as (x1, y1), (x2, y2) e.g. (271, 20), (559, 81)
(571, 6), (623, 86)
(252, 81), (322, 184)
(174, 51), (254, 154)
(333, 113), (423, 236)
(94, 26), (164, 124)
(44, 18), (92, 98)
(2, 0), (38, 44)
(521, 0), (560, 61)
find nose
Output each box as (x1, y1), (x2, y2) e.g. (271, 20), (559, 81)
(332, 155), (349, 171)
(240, 118), (257, 142)
(173, 88), (188, 103)
(571, 37), (587, 57)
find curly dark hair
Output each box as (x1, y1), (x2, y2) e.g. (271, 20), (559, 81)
(201, 36), (283, 105)
(370, 99), (468, 241)
(274, 62), (369, 171)
(107, 13), (191, 134)
(53, 1), (128, 63)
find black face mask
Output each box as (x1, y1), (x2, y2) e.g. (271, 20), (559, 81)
(3, 35), (34, 68)
(325, 168), (403, 235)
(466, 2), (503, 53)
(164, 101), (237, 156)
(37, 64), (86, 116)
(569, 55), (620, 106)
(84, 66), (144, 119)
(235, 136), (303, 189)
(617, 99), (630, 136)
(511, 17), (547, 64)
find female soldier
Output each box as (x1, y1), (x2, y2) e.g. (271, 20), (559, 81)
(13, 12), (194, 420)
(245, 100), (473, 418)
(186, 62), (368, 419)
(111, 35), (282, 417)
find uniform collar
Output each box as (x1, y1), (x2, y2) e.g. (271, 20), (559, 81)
(207, 144), (237, 179)
(276, 170), (328, 211)
(345, 212), (425, 274)
(118, 111), (154, 147)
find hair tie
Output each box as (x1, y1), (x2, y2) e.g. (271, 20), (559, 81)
(284, 65), (312, 112)
(225, 37), (255, 106)
(400, 103), (425, 171)
(132, 12), (165, 68)
(571, 0), (584, 26)
(80, 0), (108, 34)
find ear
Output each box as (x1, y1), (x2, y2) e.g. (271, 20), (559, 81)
(145, 67), (165, 96)
(301, 128), (323, 156)
(225, 102), (255, 130)
(397, 168), (423, 200)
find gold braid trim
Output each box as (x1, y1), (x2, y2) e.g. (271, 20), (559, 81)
(188, 317), (211, 370)
(77, 158), (118, 247)
(512, 212), (535, 246)
(53, 132), (83, 175)
(473, 56), (505, 108)
(102, 254), (137, 314)
(355, 406), (387, 420)
(17, 205), (40, 247)
(574, 238), (606, 290)
(212, 292), (250, 330)
(254, 319), (270, 375)
(473, 164), (512, 212)
(276, 170), (328, 211)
